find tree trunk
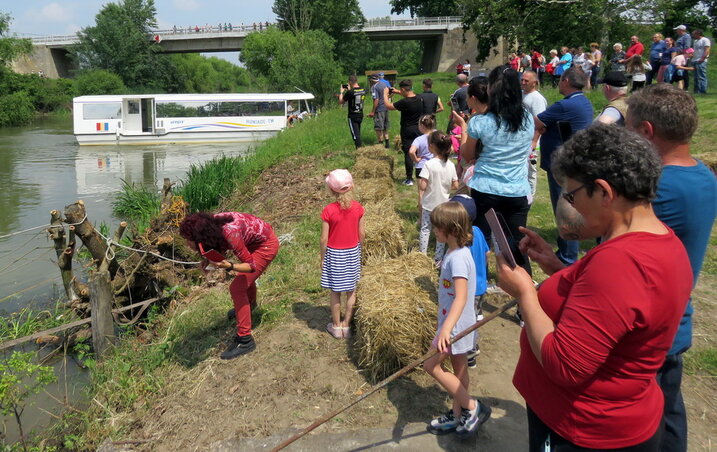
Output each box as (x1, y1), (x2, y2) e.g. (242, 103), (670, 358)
(49, 210), (78, 302)
(160, 178), (175, 212)
(89, 270), (116, 357)
(64, 200), (119, 278)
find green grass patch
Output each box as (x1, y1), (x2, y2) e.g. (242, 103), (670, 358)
(0, 304), (78, 342)
(177, 154), (247, 212)
(684, 347), (717, 376)
(112, 180), (161, 231)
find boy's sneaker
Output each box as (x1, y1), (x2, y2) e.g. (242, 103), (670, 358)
(467, 343), (481, 368)
(456, 399), (491, 437)
(475, 294), (485, 321)
(220, 334), (256, 360)
(485, 284), (504, 295)
(403, 179), (414, 186)
(427, 410), (458, 435)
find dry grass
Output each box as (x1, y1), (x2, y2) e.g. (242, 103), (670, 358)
(361, 199), (406, 263)
(355, 252), (438, 382)
(352, 157), (393, 180)
(354, 177), (394, 204)
(695, 153), (717, 174)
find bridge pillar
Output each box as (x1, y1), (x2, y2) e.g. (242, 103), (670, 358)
(11, 46), (75, 79)
(421, 27), (508, 74)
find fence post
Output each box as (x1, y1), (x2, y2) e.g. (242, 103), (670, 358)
(89, 270), (115, 357)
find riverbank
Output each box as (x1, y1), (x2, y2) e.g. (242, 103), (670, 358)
(22, 72), (717, 449)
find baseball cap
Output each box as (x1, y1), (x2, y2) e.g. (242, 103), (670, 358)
(598, 71), (628, 87)
(685, 47), (695, 54)
(674, 24), (687, 31)
(449, 195), (477, 222)
(368, 74), (379, 82)
(377, 72), (385, 77)
(325, 169), (353, 193)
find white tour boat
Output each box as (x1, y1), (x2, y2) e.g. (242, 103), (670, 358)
(73, 92), (314, 145)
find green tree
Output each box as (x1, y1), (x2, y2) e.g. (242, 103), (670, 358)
(273, 0), (365, 41)
(240, 28), (341, 106)
(171, 54), (250, 93)
(389, 0), (459, 17)
(0, 351), (57, 451)
(75, 69), (127, 95)
(0, 12), (32, 67)
(71, 0), (175, 91)
(0, 91), (34, 126)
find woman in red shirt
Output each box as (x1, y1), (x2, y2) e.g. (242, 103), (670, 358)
(180, 212), (279, 359)
(496, 125), (692, 451)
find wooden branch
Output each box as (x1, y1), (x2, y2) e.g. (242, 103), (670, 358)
(49, 210), (78, 302)
(113, 252), (148, 296)
(64, 201), (119, 278)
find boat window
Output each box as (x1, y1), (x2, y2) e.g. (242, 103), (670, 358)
(82, 102), (122, 120)
(156, 101), (285, 118)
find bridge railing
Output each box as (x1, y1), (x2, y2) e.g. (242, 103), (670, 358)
(29, 16), (464, 45)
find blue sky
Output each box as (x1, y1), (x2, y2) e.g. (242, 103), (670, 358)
(3, 0), (408, 37)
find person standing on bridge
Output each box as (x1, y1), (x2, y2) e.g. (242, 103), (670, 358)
(339, 75), (366, 148)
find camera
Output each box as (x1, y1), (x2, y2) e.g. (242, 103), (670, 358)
(342, 84), (349, 89)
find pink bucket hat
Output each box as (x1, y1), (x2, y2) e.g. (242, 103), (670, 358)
(325, 169), (353, 193)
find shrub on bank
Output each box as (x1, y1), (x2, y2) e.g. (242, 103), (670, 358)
(74, 69), (127, 96)
(0, 91), (34, 126)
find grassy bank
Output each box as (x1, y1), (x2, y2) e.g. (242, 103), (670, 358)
(29, 70), (717, 448)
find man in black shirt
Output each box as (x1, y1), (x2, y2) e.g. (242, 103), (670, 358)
(383, 79), (424, 185)
(418, 78), (444, 115)
(339, 75), (366, 148)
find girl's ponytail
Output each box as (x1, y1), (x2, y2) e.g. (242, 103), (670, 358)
(429, 130), (453, 162)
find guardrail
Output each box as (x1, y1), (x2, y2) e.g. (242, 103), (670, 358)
(29, 16), (464, 45)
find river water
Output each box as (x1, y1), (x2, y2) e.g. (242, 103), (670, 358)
(0, 116), (256, 444)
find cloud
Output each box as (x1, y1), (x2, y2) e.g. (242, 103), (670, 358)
(34, 3), (74, 23)
(173, 0), (200, 11)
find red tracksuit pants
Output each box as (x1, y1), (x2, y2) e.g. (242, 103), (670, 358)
(229, 233), (280, 336)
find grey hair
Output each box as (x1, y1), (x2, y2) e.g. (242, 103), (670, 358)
(552, 124), (662, 202)
(626, 83), (698, 143)
(561, 67), (587, 90)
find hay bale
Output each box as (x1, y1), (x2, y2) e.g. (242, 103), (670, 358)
(352, 157), (393, 180)
(355, 252), (438, 382)
(696, 153), (717, 175)
(355, 177), (394, 203)
(356, 145), (390, 160)
(361, 199), (405, 263)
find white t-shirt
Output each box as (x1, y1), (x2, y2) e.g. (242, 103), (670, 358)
(437, 246), (477, 355)
(693, 37), (711, 61)
(419, 157), (458, 211)
(522, 90), (548, 116)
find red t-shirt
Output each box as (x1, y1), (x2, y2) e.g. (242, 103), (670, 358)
(321, 201), (364, 249)
(626, 42), (645, 59)
(513, 230), (692, 449)
(217, 212), (275, 271)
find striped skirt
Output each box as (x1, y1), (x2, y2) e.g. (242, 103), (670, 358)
(321, 244), (361, 292)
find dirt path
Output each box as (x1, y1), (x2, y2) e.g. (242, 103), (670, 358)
(119, 152), (716, 451)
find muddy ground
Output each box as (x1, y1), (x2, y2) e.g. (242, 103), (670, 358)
(119, 154), (716, 451)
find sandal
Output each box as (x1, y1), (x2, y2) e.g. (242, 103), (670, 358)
(341, 326), (352, 339)
(326, 323), (343, 339)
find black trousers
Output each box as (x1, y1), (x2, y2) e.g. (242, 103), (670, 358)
(527, 406), (663, 452)
(348, 115), (362, 148)
(401, 127), (421, 180)
(470, 189), (531, 275)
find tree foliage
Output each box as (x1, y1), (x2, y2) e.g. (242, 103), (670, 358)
(389, 0), (459, 17)
(75, 69), (127, 95)
(0, 12), (32, 67)
(273, 0), (365, 42)
(240, 28), (341, 106)
(171, 54), (250, 93)
(71, 0), (175, 90)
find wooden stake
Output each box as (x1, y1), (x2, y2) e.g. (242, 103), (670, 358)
(89, 269), (116, 357)
(49, 210), (78, 302)
(64, 201), (119, 278)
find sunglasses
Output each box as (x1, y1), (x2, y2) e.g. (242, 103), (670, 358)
(562, 184), (587, 205)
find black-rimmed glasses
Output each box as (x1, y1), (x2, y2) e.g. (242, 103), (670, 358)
(562, 184), (587, 205)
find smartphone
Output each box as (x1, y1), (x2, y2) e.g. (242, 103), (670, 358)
(450, 96), (460, 111)
(484, 209), (528, 269)
(342, 84), (349, 89)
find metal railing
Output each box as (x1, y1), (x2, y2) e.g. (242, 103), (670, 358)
(29, 16), (463, 45)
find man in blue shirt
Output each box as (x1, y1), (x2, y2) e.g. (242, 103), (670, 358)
(534, 67), (594, 264)
(627, 84), (717, 452)
(647, 32), (667, 85)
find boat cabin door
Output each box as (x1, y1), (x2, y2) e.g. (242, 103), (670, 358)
(122, 98), (155, 134)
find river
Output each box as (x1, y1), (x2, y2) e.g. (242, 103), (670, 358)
(0, 116), (255, 444)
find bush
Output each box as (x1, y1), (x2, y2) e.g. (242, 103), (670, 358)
(177, 155), (246, 212)
(0, 91), (35, 126)
(74, 69), (127, 96)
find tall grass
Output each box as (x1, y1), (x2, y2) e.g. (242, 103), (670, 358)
(176, 155), (246, 212)
(112, 180), (161, 229)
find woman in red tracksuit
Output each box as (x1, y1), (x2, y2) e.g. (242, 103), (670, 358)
(180, 212), (279, 360)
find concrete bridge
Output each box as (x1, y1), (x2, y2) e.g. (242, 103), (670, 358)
(13, 16), (507, 78)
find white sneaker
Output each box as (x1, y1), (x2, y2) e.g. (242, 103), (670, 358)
(403, 179), (414, 186)
(485, 284), (504, 294)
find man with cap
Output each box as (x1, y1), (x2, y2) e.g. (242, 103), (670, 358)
(595, 71), (629, 125)
(675, 25), (693, 91)
(691, 29), (710, 94)
(368, 74), (391, 149)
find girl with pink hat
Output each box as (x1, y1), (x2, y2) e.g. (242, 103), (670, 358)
(320, 169), (365, 338)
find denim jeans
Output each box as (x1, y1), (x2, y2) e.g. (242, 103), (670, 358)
(656, 354), (688, 452)
(694, 60), (708, 94)
(547, 171), (579, 265)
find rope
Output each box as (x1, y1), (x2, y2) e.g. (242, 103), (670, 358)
(0, 247), (54, 277)
(0, 277), (60, 304)
(93, 228), (200, 266)
(0, 223), (52, 240)
(0, 246), (52, 275)
(64, 214), (88, 226)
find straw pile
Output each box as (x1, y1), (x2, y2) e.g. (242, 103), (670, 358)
(354, 177), (394, 203)
(355, 252), (438, 382)
(361, 199), (405, 263)
(352, 157), (393, 180)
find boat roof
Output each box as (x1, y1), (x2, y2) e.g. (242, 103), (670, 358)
(74, 92), (315, 103)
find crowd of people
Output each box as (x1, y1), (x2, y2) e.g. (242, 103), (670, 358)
(176, 27), (716, 448)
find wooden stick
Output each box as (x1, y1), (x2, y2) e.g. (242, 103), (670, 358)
(0, 298), (159, 351)
(271, 298), (519, 452)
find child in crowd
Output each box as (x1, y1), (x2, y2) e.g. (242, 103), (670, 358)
(423, 201), (491, 436)
(320, 169), (365, 339)
(449, 194), (489, 369)
(418, 131), (459, 264)
(408, 115), (437, 213)
(627, 55), (652, 92)
(672, 48), (694, 91)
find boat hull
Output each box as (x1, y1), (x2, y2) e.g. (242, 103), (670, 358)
(75, 130), (279, 146)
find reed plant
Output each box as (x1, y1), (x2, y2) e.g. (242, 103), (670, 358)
(176, 155), (245, 212)
(112, 180), (160, 227)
